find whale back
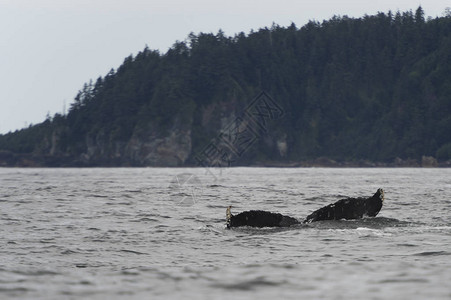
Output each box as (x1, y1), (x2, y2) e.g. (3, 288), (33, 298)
(226, 189), (385, 227)
(304, 188), (384, 223)
(228, 210), (299, 228)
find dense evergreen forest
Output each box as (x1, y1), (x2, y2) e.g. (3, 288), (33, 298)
(1, 7), (450, 167)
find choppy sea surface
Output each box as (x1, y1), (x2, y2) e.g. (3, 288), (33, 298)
(0, 167), (450, 299)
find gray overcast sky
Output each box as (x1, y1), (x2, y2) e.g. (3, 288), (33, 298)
(0, 0), (449, 134)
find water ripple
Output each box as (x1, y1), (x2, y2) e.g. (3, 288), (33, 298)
(0, 168), (450, 299)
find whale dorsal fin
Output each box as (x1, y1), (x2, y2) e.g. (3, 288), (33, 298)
(378, 188), (385, 202)
(226, 206), (232, 228)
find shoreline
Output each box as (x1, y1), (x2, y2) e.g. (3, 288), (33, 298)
(0, 151), (449, 168)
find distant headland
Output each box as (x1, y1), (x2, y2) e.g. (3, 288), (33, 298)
(1, 7), (450, 168)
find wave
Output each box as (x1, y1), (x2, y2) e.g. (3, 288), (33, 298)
(220, 217), (413, 234)
(303, 217), (410, 230)
(210, 277), (284, 291)
(222, 224), (308, 235)
(120, 249), (148, 255)
(412, 251), (451, 257)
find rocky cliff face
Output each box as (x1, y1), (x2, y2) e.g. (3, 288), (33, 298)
(126, 124), (191, 167)
(191, 93), (288, 167)
(75, 116), (193, 167)
(10, 113), (194, 167)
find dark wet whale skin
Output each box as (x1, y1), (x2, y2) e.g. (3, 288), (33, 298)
(303, 188), (384, 223)
(226, 189), (384, 228)
(227, 210), (299, 228)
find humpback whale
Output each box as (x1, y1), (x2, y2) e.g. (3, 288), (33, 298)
(226, 206), (299, 228)
(303, 188), (384, 223)
(225, 189), (384, 228)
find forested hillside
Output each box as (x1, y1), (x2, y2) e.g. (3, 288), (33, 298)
(1, 7), (450, 167)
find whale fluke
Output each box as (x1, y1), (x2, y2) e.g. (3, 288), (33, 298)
(226, 206), (299, 228)
(303, 188), (384, 223)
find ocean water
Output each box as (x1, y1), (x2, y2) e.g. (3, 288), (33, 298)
(0, 167), (450, 299)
